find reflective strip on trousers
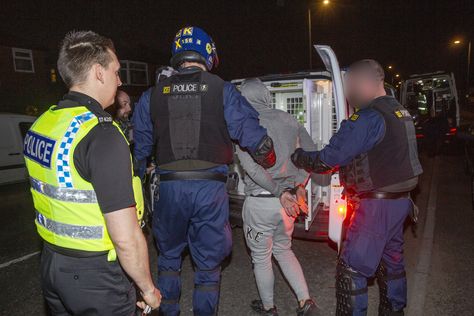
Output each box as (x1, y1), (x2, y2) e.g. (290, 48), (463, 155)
(36, 211), (104, 240)
(30, 177), (98, 203)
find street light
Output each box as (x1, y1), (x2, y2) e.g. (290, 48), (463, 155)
(387, 65), (396, 84)
(308, 1), (331, 69)
(452, 39), (472, 96)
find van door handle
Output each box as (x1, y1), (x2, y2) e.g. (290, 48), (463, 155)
(8, 152), (21, 156)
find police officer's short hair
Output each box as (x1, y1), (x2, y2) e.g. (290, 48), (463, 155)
(348, 59), (385, 82)
(57, 30), (116, 88)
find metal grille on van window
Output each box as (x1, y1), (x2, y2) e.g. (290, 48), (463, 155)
(286, 97), (305, 124)
(271, 93), (276, 109)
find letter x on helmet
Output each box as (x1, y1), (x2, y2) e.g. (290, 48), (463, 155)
(170, 26), (219, 71)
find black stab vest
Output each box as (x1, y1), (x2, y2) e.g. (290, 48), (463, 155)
(341, 96), (423, 193)
(150, 69), (233, 170)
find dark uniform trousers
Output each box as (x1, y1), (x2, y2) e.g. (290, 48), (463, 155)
(41, 245), (136, 316)
(339, 198), (411, 314)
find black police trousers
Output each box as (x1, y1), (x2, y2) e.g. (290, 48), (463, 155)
(41, 245), (136, 316)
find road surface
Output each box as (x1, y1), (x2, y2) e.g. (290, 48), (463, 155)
(0, 151), (472, 315)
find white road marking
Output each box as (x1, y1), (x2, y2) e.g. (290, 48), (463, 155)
(0, 251), (40, 269)
(407, 156), (439, 316)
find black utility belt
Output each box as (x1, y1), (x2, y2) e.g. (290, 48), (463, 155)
(357, 191), (410, 200)
(160, 171), (227, 183)
(44, 241), (109, 258)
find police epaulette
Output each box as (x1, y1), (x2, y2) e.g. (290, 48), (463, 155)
(97, 116), (113, 125)
(349, 113), (360, 121)
(95, 115), (114, 129)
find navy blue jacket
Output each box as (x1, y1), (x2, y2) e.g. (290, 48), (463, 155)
(132, 75), (267, 177)
(317, 107), (385, 167)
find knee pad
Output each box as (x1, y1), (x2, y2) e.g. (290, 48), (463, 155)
(158, 270), (181, 305)
(193, 267), (221, 316)
(336, 260), (368, 316)
(376, 263), (406, 316)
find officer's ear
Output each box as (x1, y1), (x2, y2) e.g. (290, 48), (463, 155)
(93, 63), (105, 85)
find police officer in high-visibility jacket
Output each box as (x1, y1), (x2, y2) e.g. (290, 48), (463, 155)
(291, 60), (423, 316)
(23, 30), (161, 315)
(133, 26), (276, 316)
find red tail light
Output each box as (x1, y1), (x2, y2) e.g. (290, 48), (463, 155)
(446, 127), (457, 136)
(338, 205), (346, 217)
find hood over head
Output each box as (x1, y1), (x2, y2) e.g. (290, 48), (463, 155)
(240, 78), (272, 111)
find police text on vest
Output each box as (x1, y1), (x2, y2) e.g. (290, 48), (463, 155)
(24, 131), (56, 168)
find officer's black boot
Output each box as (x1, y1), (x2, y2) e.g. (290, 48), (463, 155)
(376, 263), (405, 316)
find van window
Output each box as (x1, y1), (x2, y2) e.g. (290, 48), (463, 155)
(286, 96), (305, 124)
(0, 124), (15, 148)
(19, 122), (33, 139)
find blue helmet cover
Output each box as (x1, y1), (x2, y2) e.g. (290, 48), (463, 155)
(171, 26), (219, 71)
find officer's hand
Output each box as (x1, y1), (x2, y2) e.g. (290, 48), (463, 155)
(295, 186), (308, 215)
(280, 191), (299, 217)
(291, 148), (312, 170)
(137, 287), (162, 313)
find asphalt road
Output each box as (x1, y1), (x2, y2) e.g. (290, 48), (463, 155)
(0, 150), (472, 316)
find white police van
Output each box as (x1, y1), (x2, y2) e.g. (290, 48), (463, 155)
(228, 45), (349, 249)
(0, 113), (37, 185)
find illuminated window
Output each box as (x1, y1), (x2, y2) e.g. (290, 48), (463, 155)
(120, 60), (149, 86)
(12, 48), (34, 73)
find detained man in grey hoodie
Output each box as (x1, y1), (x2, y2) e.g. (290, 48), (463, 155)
(236, 78), (319, 316)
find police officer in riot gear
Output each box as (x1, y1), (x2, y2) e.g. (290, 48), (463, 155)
(291, 59), (422, 316)
(133, 26), (276, 316)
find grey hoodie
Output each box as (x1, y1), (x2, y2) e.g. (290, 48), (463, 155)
(236, 78), (317, 197)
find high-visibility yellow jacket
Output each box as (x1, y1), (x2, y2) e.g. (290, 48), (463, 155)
(24, 105), (144, 261)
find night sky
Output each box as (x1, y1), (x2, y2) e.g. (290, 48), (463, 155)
(1, 0), (473, 86)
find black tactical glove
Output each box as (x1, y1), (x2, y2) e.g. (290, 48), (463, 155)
(251, 135), (276, 169)
(291, 148), (333, 174)
(291, 148), (314, 171)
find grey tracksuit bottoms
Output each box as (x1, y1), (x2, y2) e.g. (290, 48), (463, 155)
(243, 196), (310, 309)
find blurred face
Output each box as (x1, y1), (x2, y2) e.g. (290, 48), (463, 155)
(116, 91), (131, 120)
(99, 50), (122, 107)
(344, 71), (383, 108)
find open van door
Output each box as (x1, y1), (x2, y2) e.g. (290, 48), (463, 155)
(315, 45), (346, 129)
(313, 45), (348, 251)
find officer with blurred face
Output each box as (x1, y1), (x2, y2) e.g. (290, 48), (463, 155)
(133, 27), (276, 316)
(23, 30), (161, 315)
(291, 60), (422, 316)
